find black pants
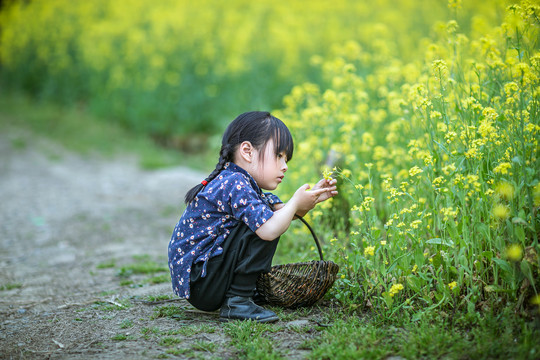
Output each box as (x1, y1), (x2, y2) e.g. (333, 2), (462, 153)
(187, 223), (279, 312)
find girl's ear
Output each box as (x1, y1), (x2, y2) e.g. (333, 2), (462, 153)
(238, 141), (254, 163)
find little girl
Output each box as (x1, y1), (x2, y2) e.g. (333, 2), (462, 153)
(168, 111), (337, 323)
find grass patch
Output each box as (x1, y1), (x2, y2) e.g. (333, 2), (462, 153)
(305, 309), (539, 360)
(114, 254), (171, 287)
(143, 294), (175, 302)
(191, 339), (218, 353)
(159, 336), (182, 347)
(96, 261), (116, 269)
(165, 348), (193, 356)
(116, 255), (168, 277)
(119, 319), (133, 329)
(92, 299), (131, 312)
(223, 321), (283, 359)
(0, 91), (212, 170)
(119, 279), (134, 287)
(163, 324), (216, 337)
(0, 283), (23, 291)
(146, 274), (170, 285)
(152, 305), (185, 320)
(141, 327), (161, 340)
(111, 333), (136, 341)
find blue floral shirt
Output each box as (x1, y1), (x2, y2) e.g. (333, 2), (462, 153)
(168, 162), (282, 299)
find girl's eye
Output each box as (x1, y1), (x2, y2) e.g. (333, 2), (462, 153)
(277, 153), (288, 162)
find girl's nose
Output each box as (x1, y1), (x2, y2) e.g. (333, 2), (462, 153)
(282, 160), (288, 172)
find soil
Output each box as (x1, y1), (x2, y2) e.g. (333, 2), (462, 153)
(0, 128), (335, 359)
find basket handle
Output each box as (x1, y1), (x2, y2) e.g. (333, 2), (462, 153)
(297, 215), (324, 261)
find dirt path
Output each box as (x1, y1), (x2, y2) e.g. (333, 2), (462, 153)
(0, 128), (331, 359)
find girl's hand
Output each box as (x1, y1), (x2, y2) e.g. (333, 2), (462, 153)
(311, 178), (338, 203)
(292, 178), (337, 218)
(255, 180), (337, 240)
(291, 182), (336, 214)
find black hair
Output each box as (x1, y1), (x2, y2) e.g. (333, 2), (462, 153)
(184, 111), (294, 204)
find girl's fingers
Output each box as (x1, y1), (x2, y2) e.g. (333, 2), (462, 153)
(311, 188), (331, 196)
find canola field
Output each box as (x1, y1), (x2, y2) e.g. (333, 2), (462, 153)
(276, 0), (539, 316)
(1, 0), (539, 318)
(0, 0), (504, 136)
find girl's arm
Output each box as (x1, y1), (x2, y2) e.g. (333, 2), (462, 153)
(256, 180), (337, 240)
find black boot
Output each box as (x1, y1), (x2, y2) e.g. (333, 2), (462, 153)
(219, 296), (278, 323)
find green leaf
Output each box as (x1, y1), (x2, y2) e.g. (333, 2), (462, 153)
(481, 251), (493, 262)
(520, 260), (534, 284)
(512, 217), (527, 226)
(493, 258), (513, 274)
(484, 284), (514, 293)
(514, 226), (525, 242)
(512, 217), (534, 231)
(426, 238), (454, 247)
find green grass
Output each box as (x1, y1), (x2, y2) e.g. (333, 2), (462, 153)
(143, 294), (175, 302)
(0, 283), (23, 291)
(92, 299), (131, 312)
(107, 254), (171, 287)
(0, 91), (213, 170)
(119, 319), (133, 329)
(117, 261), (168, 277)
(223, 321), (284, 359)
(151, 305), (185, 320)
(115, 254), (168, 277)
(96, 260), (116, 269)
(305, 309), (539, 360)
(217, 306), (537, 359)
(162, 323), (216, 337)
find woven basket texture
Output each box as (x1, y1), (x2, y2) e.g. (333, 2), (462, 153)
(256, 259), (339, 308)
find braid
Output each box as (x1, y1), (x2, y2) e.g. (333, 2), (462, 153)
(183, 144), (233, 204)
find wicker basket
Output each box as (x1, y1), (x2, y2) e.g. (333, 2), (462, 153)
(256, 217), (339, 308)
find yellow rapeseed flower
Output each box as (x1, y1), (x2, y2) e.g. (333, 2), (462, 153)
(446, 20), (459, 34)
(505, 244), (523, 261)
(432, 59), (449, 82)
(495, 182), (515, 200)
(389, 283), (404, 297)
(410, 220), (422, 229)
(409, 166), (423, 177)
(448, 281), (457, 290)
(364, 246), (375, 257)
(534, 183), (540, 206)
(493, 204), (510, 220)
(341, 169), (352, 178)
(448, 0), (462, 9)
(322, 167), (333, 180)
(494, 162), (512, 175)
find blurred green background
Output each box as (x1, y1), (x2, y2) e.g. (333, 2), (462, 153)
(0, 0), (502, 149)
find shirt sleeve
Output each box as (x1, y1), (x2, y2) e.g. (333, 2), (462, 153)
(228, 176), (274, 232)
(263, 192), (282, 205)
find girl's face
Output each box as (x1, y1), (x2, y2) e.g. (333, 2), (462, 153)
(251, 140), (288, 191)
